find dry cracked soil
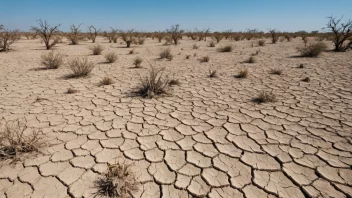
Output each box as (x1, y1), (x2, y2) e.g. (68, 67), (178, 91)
(0, 37), (351, 198)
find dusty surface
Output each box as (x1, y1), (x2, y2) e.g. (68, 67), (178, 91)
(0, 37), (351, 198)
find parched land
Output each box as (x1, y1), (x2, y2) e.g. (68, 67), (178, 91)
(0, 37), (351, 198)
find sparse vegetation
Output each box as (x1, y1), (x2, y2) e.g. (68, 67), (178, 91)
(270, 68), (283, 75)
(302, 77), (310, 82)
(193, 43), (199, 49)
(66, 23), (84, 45)
(185, 55), (191, 59)
(169, 79), (180, 86)
(253, 91), (277, 103)
(159, 48), (173, 60)
(129, 49), (135, 54)
(90, 44), (104, 55)
(298, 42), (327, 57)
(235, 68), (248, 78)
(94, 163), (138, 198)
(68, 57), (94, 78)
(133, 66), (170, 98)
(0, 119), (43, 159)
(244, 56), (256, 63)
(66, 88), (78, 94)
(31, 20), (61, 50)
(167, 25), (183, 45)
(133, 57), (143, 68)
(200, 56), (210, 63)
(269, 29), (280, 44)
(88, 25), (101, 43)
(104, 52), (118, 63)
(41, 51), (64, 69)
(120, 30), (135, 48)
(217, 45), (233, 52)
(298, 63), (305, 68)
(99, 76), (114, 86)
(208, 41), (216, 47)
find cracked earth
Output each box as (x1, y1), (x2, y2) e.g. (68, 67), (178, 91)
(0, 37), (351, 198)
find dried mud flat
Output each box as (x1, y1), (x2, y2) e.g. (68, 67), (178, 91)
(0, 37), (351, 198)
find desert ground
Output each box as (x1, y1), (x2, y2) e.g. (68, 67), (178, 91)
(0, 36), (351, 198)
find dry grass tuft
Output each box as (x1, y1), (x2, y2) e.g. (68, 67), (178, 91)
(68, 57), (94, 78)
(208, 41), (216, 47)
(66, 88), (78, 94)
(235, 68), (248, 78)
(99, 76), (114, 86)
(169, 79), (180, 86)
(159, 48), (173, 60)
(193, 43), (199, 49)
(133, 66), (170, 98)
(208, 70), (217, 78)
(94, 163), (138, 198)
(41, 51), (64, 69)
(90, 44), (104, 55)
(129, 49), (135, 54)
(258, 40), (266, 46)
(217, 45), (233, 52)
(253, 91), (277, 104)
(133, 57), (143, 68)
(298, 42), (327, 57)
(270, 68), (283, 75)
(0, 119), (43, 160)
(185, 55), (191, 59)
(244, 56), (256, 63)
(104, 52), (118, 63)
(302, 77), (310, 82)
(200, 56), (210, 63)
(298, 63), (305, 68)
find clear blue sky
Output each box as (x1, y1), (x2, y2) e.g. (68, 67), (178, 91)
(1, 0), (351, 32)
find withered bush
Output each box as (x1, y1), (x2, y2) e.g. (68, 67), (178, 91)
(88, 25), (101, 43)
(270, 68), (283, 75)
(193, 43), (199, 49)
(94, 163), (138, 198)
(200, 56), (210, 63)
(104, 52), (118, 63)
(68, 57), (94, 78)
(325, 16), (352, 52)
(244, 56), (256, 63)
(269, 29), (280, 44)
(167, 24), (183, 45)
(133, 66), (170, 98)
(41, 51), (64, 69)
(99, 76), (114, 86)
(0, 119), (43, 159)
(66, 88), (78, 94)
(298, 42), (327, 57)
(235, 68), (248, 78)
(253, 91), (277, 103)
(120, 30), (135, 48)
(66, 24), (84, 45)
(159, 48), (173, 60)
(217, 45), (233, 52)
(90, 44), (104, 55)
(31, 20), (61, 50)
(208, 41), (216, 47)
(258, 40), (266, 46)
(133, 57), (143, 68)
(208, 70), (217, 78)
(0, 25), (20, 52)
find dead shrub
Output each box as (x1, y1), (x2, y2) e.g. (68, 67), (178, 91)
(90, 44), (104, 55)
(133, 66), (170, 98)
(94, 163), (138, 198)
(99, 76), (114, 86)
(244, 56), (256, 63)
(193, 43), (199, 49)
(0, 26), (20, 52)
(208, 41), (216, 47)
(129, 49), (135, 54)
(200, 56), (210, 63)
(253, 91), (276, 103)
(217, 45), (233, 52)
(269, 29), (280, 44)
(302, 77), (310, 82)
(104, 52), (118, 63)
(208, 69), (217, 78)
(159, 48), (173, 60)
(68, 57), (94, 78)
(66, 88), (78, 94)
(41, 51), (64, 69)
(258, 40), (266, 46)
(235, 68), (248, 78)
(298, 42), (327, 57)
(298, 63), (305, 68)
(185, 55), (191, 59)
(0, 119), (43, 159)
(325, 16), (352, 52)
(270, 69), (283, 75)
(31, 20), (60, 50)
(133, 57), (143, 68)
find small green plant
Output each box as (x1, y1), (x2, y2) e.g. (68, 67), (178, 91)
(104, 52), (118, 63)
(41, 51), (64, 69)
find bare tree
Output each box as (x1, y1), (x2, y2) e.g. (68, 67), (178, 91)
(269, 29), (280, 44)
(325, 16), (352, 52)
(167, 25), (183, 45)
(88, 25), (101, 43)
(31, 20), (60, 50)
(212, 33), (224, 43)
(66, 23), (83, 45)
(120, 29), (135, 48)
(0, 25), (20, 52)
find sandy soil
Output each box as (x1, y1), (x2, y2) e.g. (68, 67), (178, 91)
(0, 37), (351, 198)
